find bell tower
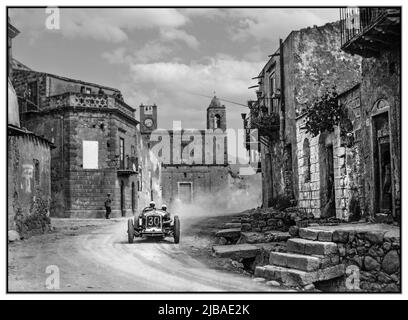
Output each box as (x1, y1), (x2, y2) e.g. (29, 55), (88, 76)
(206, 95), (226, 131)
(140, 104), (158, 134)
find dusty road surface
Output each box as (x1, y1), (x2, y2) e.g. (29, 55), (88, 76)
(8, 215), (288, 292)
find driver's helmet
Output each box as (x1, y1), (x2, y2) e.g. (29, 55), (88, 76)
(161, 204), (167, 211)
(149, 201), (156, 208)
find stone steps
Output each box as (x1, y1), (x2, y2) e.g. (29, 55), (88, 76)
(287, 238), (338, 256)
(269, 252), (322, 272)
(255, 264), (345, 287)
(254, 227), (344, 287)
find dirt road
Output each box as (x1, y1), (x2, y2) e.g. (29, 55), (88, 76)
(8, 216), (286, 292)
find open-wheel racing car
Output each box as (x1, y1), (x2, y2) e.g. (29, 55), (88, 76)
(127, 208), (180, 244)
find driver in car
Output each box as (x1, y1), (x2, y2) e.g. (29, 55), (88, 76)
(161, 204), (171, 226)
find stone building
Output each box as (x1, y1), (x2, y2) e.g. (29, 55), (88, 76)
(12, 65), (160, 218)
(8, 19), (53, 236)
(140, 97), (230, 209)
(249, 21), (361, 215)
(295, 84), (364, 219)
(340, 7), (401, 220)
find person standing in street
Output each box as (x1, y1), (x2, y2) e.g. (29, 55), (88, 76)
(105, 193), (112, 219)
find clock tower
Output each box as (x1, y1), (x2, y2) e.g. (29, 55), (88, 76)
(140, 104), (158, 134)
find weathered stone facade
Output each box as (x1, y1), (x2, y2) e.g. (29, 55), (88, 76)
(8, 129), (52, 236)
(340, 7), (401, 220)
(296, 85), (364, 220)
(359, 50), (401, 219)
(255, 21), (361, 209)
(12, 68), (160, 218)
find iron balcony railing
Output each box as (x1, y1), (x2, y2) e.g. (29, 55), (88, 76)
(340, 7), (397, 47)
(118, 155), (139, 172)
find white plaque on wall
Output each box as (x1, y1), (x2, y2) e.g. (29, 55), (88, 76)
(83, 140), (98, 169)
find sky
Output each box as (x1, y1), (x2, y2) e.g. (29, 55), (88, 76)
(9, 7), (339, 140)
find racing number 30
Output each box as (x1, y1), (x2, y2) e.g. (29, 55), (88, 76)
(147, 216), (160, 227)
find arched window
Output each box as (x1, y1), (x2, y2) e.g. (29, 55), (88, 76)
(303, 138), (311, 183)
(214, 114), (221, 129)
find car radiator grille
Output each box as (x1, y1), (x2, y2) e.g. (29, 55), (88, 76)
(146, 215), (162, 228)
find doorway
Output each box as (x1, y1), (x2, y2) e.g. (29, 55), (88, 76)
(178, 182), (193, 203)
(373, 112), (392, 212)
(324, 144), (335, 217)
(319, 133), (335, 218)
(131, 182), (136, 214)
(120, 180), (125, 217)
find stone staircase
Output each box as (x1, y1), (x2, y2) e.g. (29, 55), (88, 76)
(254, 227), (345, 288)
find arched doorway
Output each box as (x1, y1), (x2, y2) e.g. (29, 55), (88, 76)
(371, 100), (392, 213)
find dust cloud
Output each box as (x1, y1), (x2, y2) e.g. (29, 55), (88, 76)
(168, 173), (262, 222)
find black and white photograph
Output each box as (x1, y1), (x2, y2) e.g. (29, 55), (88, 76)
(5, 4), (402, 295)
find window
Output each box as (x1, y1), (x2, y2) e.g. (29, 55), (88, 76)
(33, 159), (40, 186)
(214, 114), (221, 129)
(303, 139), (311, 182)
(269, 72), (276, 96)
(27, 81), (38, 106)
(81, 86), (92, 94)
(119, 138), (125, 169)
(83, 141), (99, 169)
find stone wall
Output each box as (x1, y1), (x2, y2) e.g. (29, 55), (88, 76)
(8, 132), (52, 235)
(332, 229), (400, 292)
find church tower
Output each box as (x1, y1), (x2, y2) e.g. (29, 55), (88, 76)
(206, 95), (226, 131)
(140, 104), (158, 134)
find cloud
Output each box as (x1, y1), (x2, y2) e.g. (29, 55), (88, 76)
(227, 8), (339, 42)
(122, 55), (263, 129)
(9, 8), (189, 43)
(102, 42), (173, 64)
(159, 28), (200, 49)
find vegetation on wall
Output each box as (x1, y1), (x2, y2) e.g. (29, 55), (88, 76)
(15, 193), (51, 236)
(304, 86), (355, 147)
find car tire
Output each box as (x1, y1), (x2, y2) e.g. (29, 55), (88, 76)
(173, 215), (180, 244)
(128, 218), (134, 243)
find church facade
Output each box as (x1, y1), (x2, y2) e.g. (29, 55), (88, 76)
(140, 96), (230, 210)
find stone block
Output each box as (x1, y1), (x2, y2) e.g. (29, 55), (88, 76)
(212, 244), (260, 260)
(382, 250), (400, 274)
(299, 228), (319, 240)
(269, 252), (321, 272)
(365, 231), (385, 244)
(223, 222), (241, 229)
(318, 230), (334, 242)
(332, 230), (349, 243)
(305, 240), (338, 256)
(215, 228), (241, 240)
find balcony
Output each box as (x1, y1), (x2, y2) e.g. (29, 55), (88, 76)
(116, 155), (139, 176)
(340, 7), (401, 57)
(43, 92), (136, 119)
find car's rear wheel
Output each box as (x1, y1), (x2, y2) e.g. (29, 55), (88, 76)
(127, 218), (134, 243)
(173, 216), (180, 244)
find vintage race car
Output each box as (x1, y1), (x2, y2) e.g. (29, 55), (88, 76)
(127, 209), (180, 244)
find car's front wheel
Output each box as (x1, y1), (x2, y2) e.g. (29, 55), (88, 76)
(127, 218), (134, 243)
(173, 216), (180, 244)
